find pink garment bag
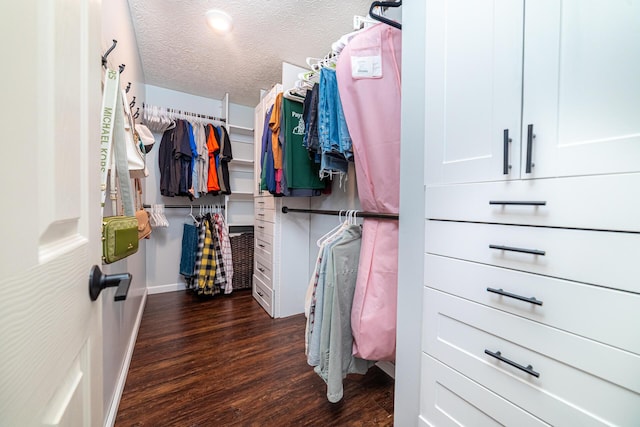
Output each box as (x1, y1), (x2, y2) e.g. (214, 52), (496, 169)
(336, 24), (402, 361)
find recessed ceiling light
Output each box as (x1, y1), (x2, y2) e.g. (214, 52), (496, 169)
(206, 9), (233, 35)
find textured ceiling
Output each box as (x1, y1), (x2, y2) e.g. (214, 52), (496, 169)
(128, 0), (375, 107)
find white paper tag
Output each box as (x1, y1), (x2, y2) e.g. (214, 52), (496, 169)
(351, 55), (382, 78)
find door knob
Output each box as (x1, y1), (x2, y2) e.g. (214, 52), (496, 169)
(88, 265), (132, 301)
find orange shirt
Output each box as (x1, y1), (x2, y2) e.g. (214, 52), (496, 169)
(269, 93), (283, 170)
(206, 124), (221, 192)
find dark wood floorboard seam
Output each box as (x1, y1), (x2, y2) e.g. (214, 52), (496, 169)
(115, 290), (394, 426)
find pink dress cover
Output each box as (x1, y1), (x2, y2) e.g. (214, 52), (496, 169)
(336, 24), (402, 361)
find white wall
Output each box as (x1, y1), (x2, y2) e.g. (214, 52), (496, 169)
(101, 0), (148, 425)
(144, 84), (254, 293)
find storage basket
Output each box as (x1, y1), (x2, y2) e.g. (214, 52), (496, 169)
(230, 232), (254, 290)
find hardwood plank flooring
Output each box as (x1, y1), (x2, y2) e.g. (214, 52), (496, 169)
(115, 290), (394, 426)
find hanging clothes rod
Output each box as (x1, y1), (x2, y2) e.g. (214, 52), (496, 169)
(142, 103), (227, 123)
(143, 204), (225, 209)
(281, 206), (398, 220)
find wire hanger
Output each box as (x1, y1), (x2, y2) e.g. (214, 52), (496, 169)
(369, 0), (402, 30)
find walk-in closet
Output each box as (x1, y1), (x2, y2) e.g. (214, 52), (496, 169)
(3, 0), (639, 426)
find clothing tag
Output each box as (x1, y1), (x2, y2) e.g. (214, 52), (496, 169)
(351, 55), (382, 78)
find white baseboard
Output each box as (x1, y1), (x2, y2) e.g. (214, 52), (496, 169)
(376, 361), (396, 379)
(104, 289), (148, 427)
(146, 282), (186, 295)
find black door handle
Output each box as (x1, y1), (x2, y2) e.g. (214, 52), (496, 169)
(503, 129), (511, 175)
(89, 265), (132, 302)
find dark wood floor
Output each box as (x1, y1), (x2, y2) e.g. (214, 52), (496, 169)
(115, 290), (394, 426)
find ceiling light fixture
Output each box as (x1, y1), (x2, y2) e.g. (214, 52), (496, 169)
(206, 9), (233, 35)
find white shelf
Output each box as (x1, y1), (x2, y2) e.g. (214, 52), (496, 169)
(230, 158), (253, 166)
(227, 192), (254, 200)
(228, 124), (254, 136)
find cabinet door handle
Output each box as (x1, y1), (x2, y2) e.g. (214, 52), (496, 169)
(503, 129), (511, 175)
(525, 124), (534, 173)
(489, 244), (545, 256)
(486, 287), (543, 306)
(485, 349), (540, 378)
(489, 201), (546, 206)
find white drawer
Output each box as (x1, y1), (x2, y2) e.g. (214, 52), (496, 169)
(253, 274), (273, 317)
(254, 254), (272, 287)
(254, 195), (275, 210)
(254, 205), (275, 223)
(423, 288), (640, 427)
(425, 254), (640, 355)
(255, 234), (273, 254)
(419, 353), (549, 427)
(426, 173), (640, 232)
(254, 218), (273, 238)
(425, 220), (640, 293)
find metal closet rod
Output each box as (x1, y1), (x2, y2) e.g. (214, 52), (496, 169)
(143, 204), (225, 209)
(142, 103), (226, 123)
(281, 206), (399, 220)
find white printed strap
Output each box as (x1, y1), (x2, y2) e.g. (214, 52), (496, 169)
(100, 69), (135, 217)
(100, 69), (119, 211)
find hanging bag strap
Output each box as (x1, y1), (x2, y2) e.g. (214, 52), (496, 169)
(100, 69), (135, 217)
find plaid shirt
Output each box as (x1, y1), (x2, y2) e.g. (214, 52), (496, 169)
(215, 213), (234, 293)
(210, 216), (226, 295)
(197, 217), (218, 295)
(189, 218), (207, 291)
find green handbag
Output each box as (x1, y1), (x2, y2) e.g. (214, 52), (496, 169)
(100, 68), (139, 264)
(102, 216), (139, 264)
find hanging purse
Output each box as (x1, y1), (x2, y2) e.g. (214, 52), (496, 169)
(100, 69), (139, 264)
(134, 178), (152, 240)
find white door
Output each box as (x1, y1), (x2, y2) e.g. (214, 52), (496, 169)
(425, 0), (524, 185)
(522, 0), (640, 179)
(0, 1), (103, 426)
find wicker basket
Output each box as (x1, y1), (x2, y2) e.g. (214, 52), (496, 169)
(230, 232), (254, 290)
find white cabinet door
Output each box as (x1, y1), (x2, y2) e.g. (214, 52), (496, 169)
(0, 1), (103, 426)
(425, 0), (524, 185)
(522, 0), (640, 179)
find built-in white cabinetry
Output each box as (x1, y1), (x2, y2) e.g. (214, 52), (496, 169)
(420, 1), (640, 425)
(426, 0), (640, 185)
(252, 84), (310, 318)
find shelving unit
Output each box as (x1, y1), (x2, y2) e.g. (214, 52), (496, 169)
(223, 93), (255, 232)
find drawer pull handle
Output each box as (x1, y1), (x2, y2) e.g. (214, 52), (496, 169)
(489, 201), (546, 206)
(257, 290), (264, 297)
(258, 267), (265, 273)
(258, 244), (265, 248)
(503, 129), (511, 175)
(489, 244), (545, 256)
(258, 226), (265, 229)
(485, 349), (540, 378)
(258, 213), (265, 216)
(525, 124), (535, 173)
(486, 287), (543, 306)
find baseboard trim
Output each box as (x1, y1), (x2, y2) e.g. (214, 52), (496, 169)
(146, 282), (186, 295)
(376, 361), (396, 379)
(104, 289), (148, 427)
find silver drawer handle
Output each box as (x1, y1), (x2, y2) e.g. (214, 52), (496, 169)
(257, 213), (265, 216)
(486, 287), (543, 306)
(258, 244), (265, 248)
(485, 349), (540, 378)
(257, 290), (264, 297)
(489, 200), (546, 206)
(257, 225), (265, 229)
(258, 267), (265, 273)
(489, 244), (545, 256)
